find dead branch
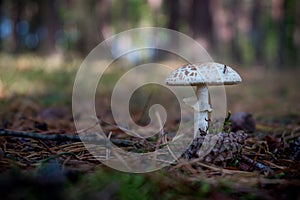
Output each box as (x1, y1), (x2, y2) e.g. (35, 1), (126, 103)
(0, 129), (134, 147)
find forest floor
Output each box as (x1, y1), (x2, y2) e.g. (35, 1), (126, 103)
(0, 54), (299, 200)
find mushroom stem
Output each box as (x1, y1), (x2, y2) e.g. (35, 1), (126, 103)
(194, 85), (211, 138)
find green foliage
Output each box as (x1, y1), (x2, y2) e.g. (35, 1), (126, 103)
(223, 111), (232, 133)
(118, 174), (156, 200)
(69, 169), (158, 200)
(197, 181), (210, 197)
(111, 0), (150, 32)
(229, 159), (239, 168)
(241, 193), (259, 200)
(67, 169), (233, 200)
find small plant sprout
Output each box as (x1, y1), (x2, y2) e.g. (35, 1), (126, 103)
(166, 62), (242, 138)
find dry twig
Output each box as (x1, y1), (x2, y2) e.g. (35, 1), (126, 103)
(0, 128), (134, 146)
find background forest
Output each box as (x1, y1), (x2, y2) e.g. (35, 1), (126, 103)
(0, 1), (299, 200)
(1, 0), (299, 67)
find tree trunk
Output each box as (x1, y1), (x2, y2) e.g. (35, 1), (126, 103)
(95, 0), (112, 41)
(13, 0), (24, 53)
(280, 0), (297, 67)
(167, 0), (180, 31)
(0, 0), (3, 50)
(230, 0), (241, 63)
(189, 0), (213, 48)
(251, 0), (263, 66)
(45, 0), (58, 54)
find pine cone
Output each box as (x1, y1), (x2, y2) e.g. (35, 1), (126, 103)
(182, 131), (247, 165)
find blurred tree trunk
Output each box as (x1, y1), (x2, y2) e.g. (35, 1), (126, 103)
(95, 0), (112, 40)
(251, 0), (263, 66)
(154, 0), (180, 61)
(12, 0), (24, 53)
(277, 1), (284, 67)
(189, 0), (213, 48)
(45, 0), (58, 54)
(0, 0), (2, 50)
(76, 1), (100, 55)
(278, 0), (297, 67)
(296, 1), (300, 66)
(167, 0), (179, 31)
(112, 0), (128, 33)
(230, 0), (241, 63)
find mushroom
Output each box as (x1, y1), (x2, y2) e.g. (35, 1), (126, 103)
(166, 62), (242, 138)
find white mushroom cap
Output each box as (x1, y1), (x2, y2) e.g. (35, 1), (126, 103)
(166, 62), (242, 86)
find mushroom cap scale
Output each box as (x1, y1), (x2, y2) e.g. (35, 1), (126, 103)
(166, 62), (242, 86)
